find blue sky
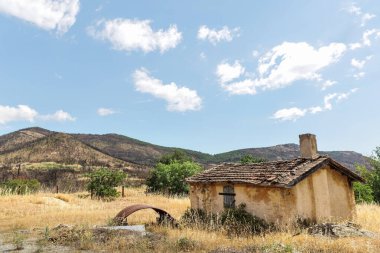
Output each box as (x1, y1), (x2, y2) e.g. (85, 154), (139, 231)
(0, 0), (379, 156)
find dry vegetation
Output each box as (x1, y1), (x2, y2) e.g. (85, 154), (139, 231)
(0, 187), (379, 252)
(0, 187), (188, 232)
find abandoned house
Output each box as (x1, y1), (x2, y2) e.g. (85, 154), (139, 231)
(186, 134), (365, 223)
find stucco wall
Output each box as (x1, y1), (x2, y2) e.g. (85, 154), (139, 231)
(235, 185), (297, 223)
(189, 165), (356, 223)
(292, 165), (355, 222)
(189, 183), (296, 223)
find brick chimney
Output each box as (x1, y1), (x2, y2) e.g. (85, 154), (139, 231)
(299, 133), (318, 159)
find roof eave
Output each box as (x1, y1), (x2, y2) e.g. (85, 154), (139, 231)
(328, 158), (366, 183)
(186, 179), (291, 188)
(287, 157), (366, 187)
(186, 157), (366, 187)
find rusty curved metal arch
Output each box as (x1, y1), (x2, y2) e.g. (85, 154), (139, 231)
(113, 204), (176, 225)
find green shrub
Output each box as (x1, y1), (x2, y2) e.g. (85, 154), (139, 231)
(1, 179), (40, 195)
(220, 203), (270, 235)
(256, 243), (294, 253)
(159, 150), (192, 165)
(181, 208), (219, 230)
(146, 161), (202, 195)
(353, 181), (374, 203)
(181, 203), (270, 236)
(175, 237), (198, 252)
(352, 147), (380, 203)
(240, 154), (266, 164)
(86, 168), (126, 200)
(368, 147), (380, 203)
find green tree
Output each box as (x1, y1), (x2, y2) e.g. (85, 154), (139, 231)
(240, 154), (266, 164)
(353, 148), (380, 203)
(365, 147), (380, 203)
(86, 168), (126, 200)
(1, 179), (40, 195)
(353, 181), (374, 203)
(159, 150), (192, 165)
(146, 161), (202, 195)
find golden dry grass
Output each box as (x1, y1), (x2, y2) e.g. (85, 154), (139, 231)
(0, 188), (379, 252)
(356, 204), (380, 233)
(0, 187), (189, 232)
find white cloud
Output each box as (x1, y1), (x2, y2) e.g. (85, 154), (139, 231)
(133, 69), (202, 112)
(257, 42), (346, 89)
(351, 56), (372, 79)
(323, 93), (337, 110)
(322, 89), (358, 110)
(216, 61), (245, 84)
(39, 110), (75, 121)
(313, 87), (355, 111)
(361, 13), (376, 27)
(346, 3), (361, 15)
(220, 42), (346, 95)
(199, 52), (206, 60)
(320, 80), (337, 90)
(349, 42), (361, 50)
(351, 58), (366, 69)
(354, 72), (365, 79)
(309, 106), (323, 114)
(252, 50), (260, 58)
(351, 60), (366, 79)
(222, 79), (257, 95)
(363, 29), (380, 46)
(88, 19), (182, 53)
(197, 25), (239, 45)
(350, 29), (380, 49)
(97, 108), (116, 116)
(346, 3), (376, 27)
(0, 0), (80, 34)
(0, 105), (75, 124)
(0, 105), (38, 124)
(272, 89), (358, 121)
(272, 107), (307, 121)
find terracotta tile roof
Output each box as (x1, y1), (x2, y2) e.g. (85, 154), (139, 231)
(186, 156), (364, 188)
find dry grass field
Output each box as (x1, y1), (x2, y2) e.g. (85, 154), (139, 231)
(0, 187), (379, 252)
(0, 187), (189, 232)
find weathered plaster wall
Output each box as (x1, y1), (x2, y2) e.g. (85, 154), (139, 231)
(235, 185), (296, 223)
(293, 175), (316, 220)
(189, 165), (356, 223)
(326, 167), (355, 220)
(189, 183), (296, 223)
(189, 183), (221, 213)
(292, 165), (355, 222)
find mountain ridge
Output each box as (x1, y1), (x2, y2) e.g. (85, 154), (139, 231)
(0, 127), (371, 171)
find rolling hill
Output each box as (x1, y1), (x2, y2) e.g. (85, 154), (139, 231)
(73, 133), (212, 166)
(210, 144), (372, 170)
(0, 132), (126, 166)
(0, 127), (50, 154)
(0, 127), (372, 171)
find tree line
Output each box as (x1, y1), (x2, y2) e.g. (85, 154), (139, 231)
(353, 147), (380, 203)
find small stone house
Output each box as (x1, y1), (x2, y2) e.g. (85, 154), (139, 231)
(186, 134), (364, 224)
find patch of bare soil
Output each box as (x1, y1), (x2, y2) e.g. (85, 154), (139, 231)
(0, 230), (73, 253)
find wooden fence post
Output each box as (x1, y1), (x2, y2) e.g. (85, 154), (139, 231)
(122, 186), (125, 198)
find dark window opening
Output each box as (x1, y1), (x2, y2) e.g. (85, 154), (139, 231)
(220, 185), (235, 208)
